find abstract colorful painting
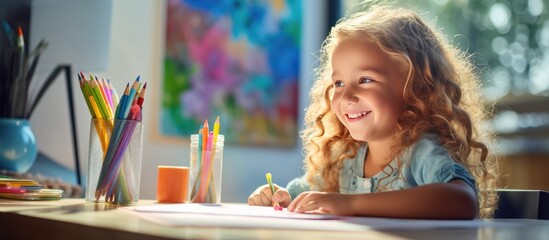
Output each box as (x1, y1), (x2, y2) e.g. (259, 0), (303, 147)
(161, 0), (301, 146)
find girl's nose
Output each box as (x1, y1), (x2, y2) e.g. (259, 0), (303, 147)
(341, 88), (359, 105)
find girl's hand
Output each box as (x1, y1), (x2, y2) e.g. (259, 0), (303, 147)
(247, 184), (292, 207)
(287, 191), (356, 215)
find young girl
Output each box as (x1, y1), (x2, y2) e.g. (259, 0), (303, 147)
(248, 5), (499, 219)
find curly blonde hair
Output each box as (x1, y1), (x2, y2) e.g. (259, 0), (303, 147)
(301, 5), (498, 218)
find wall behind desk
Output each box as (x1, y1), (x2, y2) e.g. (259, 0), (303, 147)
(30, 0), (327, 202)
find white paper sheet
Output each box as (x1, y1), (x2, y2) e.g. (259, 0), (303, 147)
(125, 203), (522, 232)
(132, 203), (341, 219)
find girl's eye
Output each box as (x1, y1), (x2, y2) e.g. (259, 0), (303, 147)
(359, 76), (373, 84)
(333, 80), (345, 87)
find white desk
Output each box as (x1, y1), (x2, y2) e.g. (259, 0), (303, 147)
(1, 199), (548, 240)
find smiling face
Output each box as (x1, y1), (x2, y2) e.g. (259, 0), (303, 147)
(330, 37), (407, 143)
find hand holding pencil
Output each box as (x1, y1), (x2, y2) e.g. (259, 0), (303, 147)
(247, 173), (291, 210)
(266, 173), (283, 211)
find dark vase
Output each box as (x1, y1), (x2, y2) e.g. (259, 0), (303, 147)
(0, 118), (38, 173)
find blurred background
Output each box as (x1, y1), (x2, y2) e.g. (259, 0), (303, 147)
(1, 0), (547, 202)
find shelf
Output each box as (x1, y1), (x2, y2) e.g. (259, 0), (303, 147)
(496, 126), (549, 138)
(495, 94), (549, 113)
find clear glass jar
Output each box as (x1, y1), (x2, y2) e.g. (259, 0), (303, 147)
(189, 134), (224, 203)
(86, 118), (143, 205)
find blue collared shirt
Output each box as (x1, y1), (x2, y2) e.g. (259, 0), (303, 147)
(287, 134), (476, 199)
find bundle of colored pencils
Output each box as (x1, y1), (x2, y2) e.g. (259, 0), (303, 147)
(78, 72), (147, 204)
(191, 117), (221, 203)
(1, 21), (48, 118)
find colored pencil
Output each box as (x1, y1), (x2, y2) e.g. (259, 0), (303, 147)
(191, 117), (222, 203)
(77, 73), (147, 204)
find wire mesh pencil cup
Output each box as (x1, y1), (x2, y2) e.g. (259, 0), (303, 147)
(189, 134), (224, 203)
(85, 118), (143, 205)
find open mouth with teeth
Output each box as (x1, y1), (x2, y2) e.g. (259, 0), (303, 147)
(346, 111), (371, 120)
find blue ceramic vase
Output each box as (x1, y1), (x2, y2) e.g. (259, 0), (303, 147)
(0, 118), (37, 173)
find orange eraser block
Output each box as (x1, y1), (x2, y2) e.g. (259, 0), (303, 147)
(157, 166), (189, 203)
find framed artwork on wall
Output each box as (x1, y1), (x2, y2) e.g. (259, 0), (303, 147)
(160, 0), (301, 147)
